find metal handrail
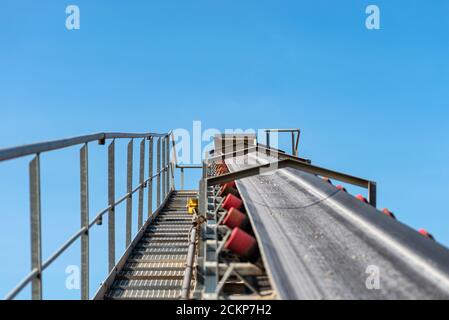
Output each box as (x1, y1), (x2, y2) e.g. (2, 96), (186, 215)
(170, 131), (203, 190)
(264, 128), (301, 157)
(2, 131), (174, 300)
(0, 132), (168, 162)
(181, 224), (198, 299)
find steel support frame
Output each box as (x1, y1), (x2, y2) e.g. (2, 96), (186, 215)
(138, 139), (146, 231)
(125, 140), (133, 248)
(148, 137), (153, 218)
(207, 158), (377, 207)
(208, 145), (311, 165)
(29, 155), (42, 300)
(80, 144), (89, 300)
(162, 137), (166, 199)
(198, 162), (268, 299)
(157, 138), (161, 207)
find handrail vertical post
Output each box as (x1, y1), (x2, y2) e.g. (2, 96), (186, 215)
(165, 135), (170, 194)
(266, 131), (270, 149)
(181, 167), (184, 190)
(80, 143), (89, 300)
(198, 160), (207, 217)
(170, 132), (177, 190)
(108, 140), (116, 272)
(125, 139), (133, 247)
(368, 181), (377, 208)
(162, 137), (166, 198)
(29, 154), (42, 300)
(148, 137), (153, 217)
(157, 138), (161, 207)
(291, 132), (295, 156)
(138, 139), (145, 230)
(295, 130), (300, 157)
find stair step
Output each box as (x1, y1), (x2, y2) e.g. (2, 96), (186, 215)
(154, 222), (192, 227)
(136, 242), (188, 248)
(145, 231), (190, 237)
(106, 289), (180, 300)
(140, 236), (188, 243)
(124, 261), (185, 270)
(133, 247), (188, 255)
(142, 232), (189, 237)
(160, 211), (190, 215)
(112, 279), (184, 290)
(157, 215), (192, 220)
(147, 223), (190, 231)
(128, 254), (187, 262)
(156, 220), (190, 224)
(118, 269), (184, 279)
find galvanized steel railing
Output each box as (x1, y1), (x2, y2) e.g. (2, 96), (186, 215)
(264, 128), (301, 157)
(169, 132), (203, 190)
(0, 132), (177, 300)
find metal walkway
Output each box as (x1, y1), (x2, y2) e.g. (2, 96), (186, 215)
(100, 190), (197, 300)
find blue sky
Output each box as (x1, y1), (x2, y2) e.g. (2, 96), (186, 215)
(0, 0), (448, 299)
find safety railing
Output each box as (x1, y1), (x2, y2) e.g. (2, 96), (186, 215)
(265, 128), (301, 157)
(170, 132), (203, 190)
(0, 131), (176, 300)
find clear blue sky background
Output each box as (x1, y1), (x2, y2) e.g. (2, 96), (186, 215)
(0, 0), (448, 299)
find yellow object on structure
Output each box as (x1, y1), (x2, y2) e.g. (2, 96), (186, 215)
(187, 198), (198, 214)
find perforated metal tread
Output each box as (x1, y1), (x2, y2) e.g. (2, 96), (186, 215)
(147, 225), (191, 231)
(128, 254), (187, 262)
(104, 191), (197, 300)
(124, 261), (185, 270)
(117, 269), (185, 279)
(157, 215), (192, 220)
(140, 236), (188, 243)
(106, 289), (181, 300)
(133, 247), (188, 255)
(112, 279), (184, 290)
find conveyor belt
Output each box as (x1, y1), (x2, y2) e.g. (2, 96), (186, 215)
(226, 153), (449, 299)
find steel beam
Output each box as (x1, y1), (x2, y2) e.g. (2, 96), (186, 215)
(207, 158), (373, 190)
(125, 139), (133, 247)
(108, 140), (115, 272)
(208, 145), (311, 164)
(29, 155), (42, 300)
(80, 144), (89, 300)
(162, 137), (166, 198)
(157, 138), (161, 207)
(148, 137), (153, 217)
(138, 139), (145, 230)
(0, 132), (169, 162)
(165, 135), (170, 194)
(181, 167), (184, 190)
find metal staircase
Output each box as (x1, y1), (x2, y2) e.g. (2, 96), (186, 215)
(102, 190), (197, 300)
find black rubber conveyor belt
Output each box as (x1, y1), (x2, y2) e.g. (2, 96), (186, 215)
(225, 152), (449, 300)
